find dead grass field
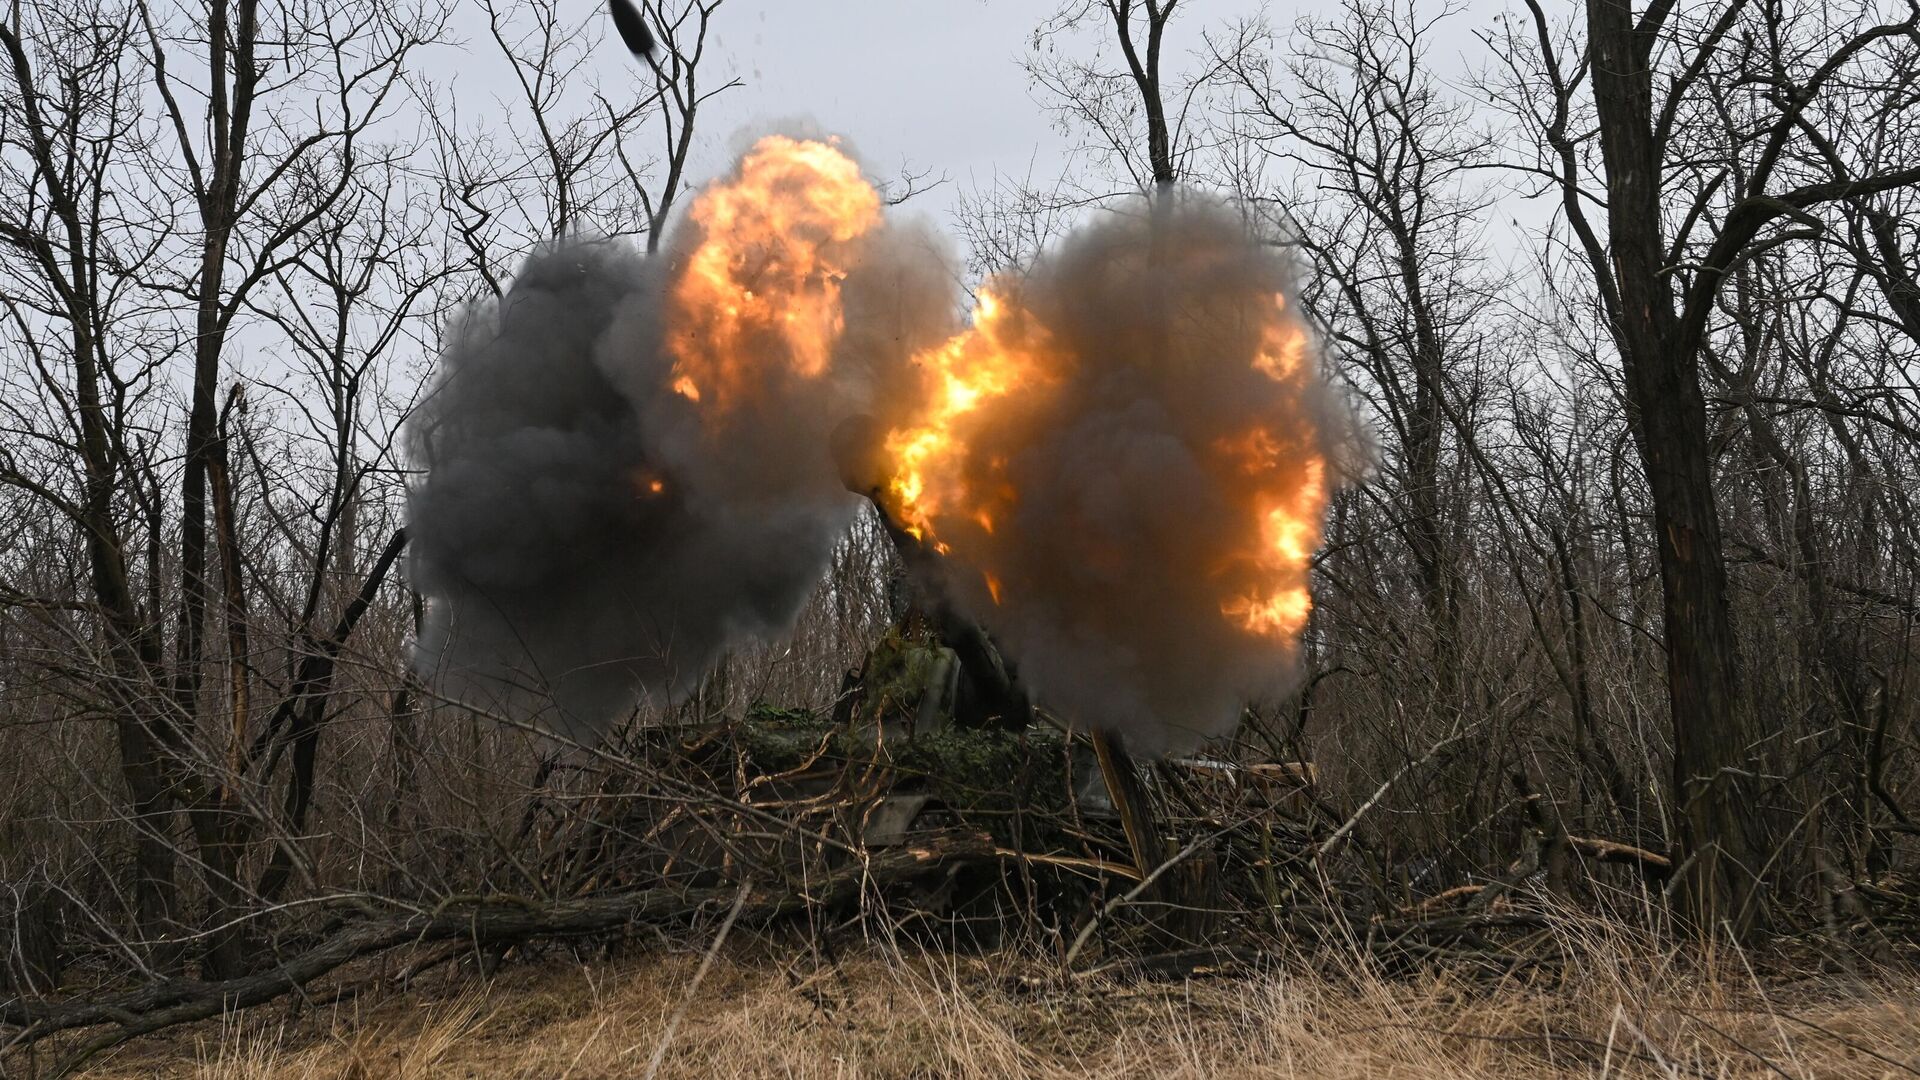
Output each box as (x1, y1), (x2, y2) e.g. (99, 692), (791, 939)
(67, 924), (1920, 1080)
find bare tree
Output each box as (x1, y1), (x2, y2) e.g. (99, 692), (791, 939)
(1219, 1), (1498, 720)
(3, 0), (447, 976)
(420, 0), (735, 293)
(1490, 0), (1920, 933)
(1, 0), (181, 964)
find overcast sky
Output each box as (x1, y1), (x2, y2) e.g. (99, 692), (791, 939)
(451, 0), (1512, 234)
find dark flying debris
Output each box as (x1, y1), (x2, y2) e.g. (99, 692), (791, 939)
(609, 0), (656, 58)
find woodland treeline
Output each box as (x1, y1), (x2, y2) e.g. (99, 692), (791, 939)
(2, 0), (1918, 1071)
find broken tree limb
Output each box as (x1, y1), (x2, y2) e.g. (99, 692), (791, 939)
(3, 830), (998, 1077)
(1469, 828), (1546, 912)
(1091, 731), (1169, 882)
(1565, 835), (1672, 877)
(1063, 824), (1222, 971)
(1060, 809), (1266, 972)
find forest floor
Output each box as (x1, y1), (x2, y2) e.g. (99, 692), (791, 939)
(72, 929), (1920, 1079)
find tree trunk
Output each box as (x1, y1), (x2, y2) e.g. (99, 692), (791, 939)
(1584, 0), (1771, 935)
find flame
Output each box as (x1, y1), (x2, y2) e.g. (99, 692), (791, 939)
(882, 289), (1055, 541)
(657, 140), (1334, 655)
(1214, 304), (1329, 639)
(629, 469), (669, 498)
(1254, 313), (1310, 381)
(665, 135), (882, 411)
(879, 286), (1328, 644)
(1220, 456), (1325, 636)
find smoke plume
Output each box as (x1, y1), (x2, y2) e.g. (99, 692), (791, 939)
(862, 194), (1359, 755)
(408, 130), (1351, 756)
(407, 135), (951, 743)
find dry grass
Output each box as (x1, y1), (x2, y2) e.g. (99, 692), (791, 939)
(77, 926), (1920, 1080)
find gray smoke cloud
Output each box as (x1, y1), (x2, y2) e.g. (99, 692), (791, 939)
(408, 139), (1352, 758)
(407, 136), (954, 744)
(859, 193), (1361, 756)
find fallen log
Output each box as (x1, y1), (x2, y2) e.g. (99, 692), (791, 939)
(3, 830), (999, 1077)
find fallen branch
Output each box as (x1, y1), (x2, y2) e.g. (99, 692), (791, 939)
(4, 830), (997, 1077)
(1566, 835), (1672, 877)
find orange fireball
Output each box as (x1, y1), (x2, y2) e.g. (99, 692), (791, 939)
(883, 289), (1057, 541)
(1212, 312), (1329, 641)
(878, 240), (1330, 650)
(665, 135), (882, 411)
